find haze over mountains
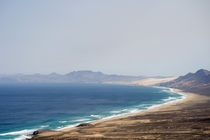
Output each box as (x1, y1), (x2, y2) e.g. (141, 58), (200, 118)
(1, 69), (210, 95)
(0, 71), (148, 83)
(159, 69), (210, 95)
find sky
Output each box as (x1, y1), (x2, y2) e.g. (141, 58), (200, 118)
(0, 0), (210, 76)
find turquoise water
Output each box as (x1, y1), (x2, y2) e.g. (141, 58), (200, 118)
(0, 83), (185, 140)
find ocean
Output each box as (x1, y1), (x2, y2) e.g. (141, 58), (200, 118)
(0, 83), (185, 140)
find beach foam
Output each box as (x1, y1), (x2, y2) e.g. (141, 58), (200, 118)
(74, 118), (90, 122)
(59, 121), (68, 123)
(0, 125), (51, 140)
(55, 124), (78, 131)
(0, 129), (36, 136)
(90, 115), (103, 118)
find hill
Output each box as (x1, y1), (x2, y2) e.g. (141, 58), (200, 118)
(159, 69), (210, 95)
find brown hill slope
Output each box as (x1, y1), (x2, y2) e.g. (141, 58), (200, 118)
(159, 69), (210, 96)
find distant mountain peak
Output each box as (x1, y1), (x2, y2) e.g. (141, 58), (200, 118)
(195, 69), (210, 76)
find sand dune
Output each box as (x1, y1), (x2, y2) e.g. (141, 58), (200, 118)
(131, 77), (177, 86)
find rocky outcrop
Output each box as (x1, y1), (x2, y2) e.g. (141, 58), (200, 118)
(77, 123), (93, 127)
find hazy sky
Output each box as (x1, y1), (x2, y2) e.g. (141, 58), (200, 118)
(0, 0), (210, 76)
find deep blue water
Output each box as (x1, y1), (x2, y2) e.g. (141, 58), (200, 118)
(0, 83), (184, 140)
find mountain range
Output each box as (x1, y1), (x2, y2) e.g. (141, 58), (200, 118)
(1, 69), (210, 95)
(0, 70), (147, 83)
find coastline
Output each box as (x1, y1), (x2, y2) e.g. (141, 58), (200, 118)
(42, 87), (187, 127)
(30, 87), (210, 139)
(45, 86), (187, 131)
(0, 85), (185, 140)
(84, 87), (189, 124)
(69, 88), (192, 125)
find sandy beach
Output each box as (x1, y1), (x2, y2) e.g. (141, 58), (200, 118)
(30, 88), (210, 140)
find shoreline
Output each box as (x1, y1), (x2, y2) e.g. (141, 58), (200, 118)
(30, 87), (210, 139)
(83, 87), (188, 125)
(43, 86), (187, 132)
(0, 85), (186, 140)
(40, 87), (188, 131)
(83, 88), (192, 126)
